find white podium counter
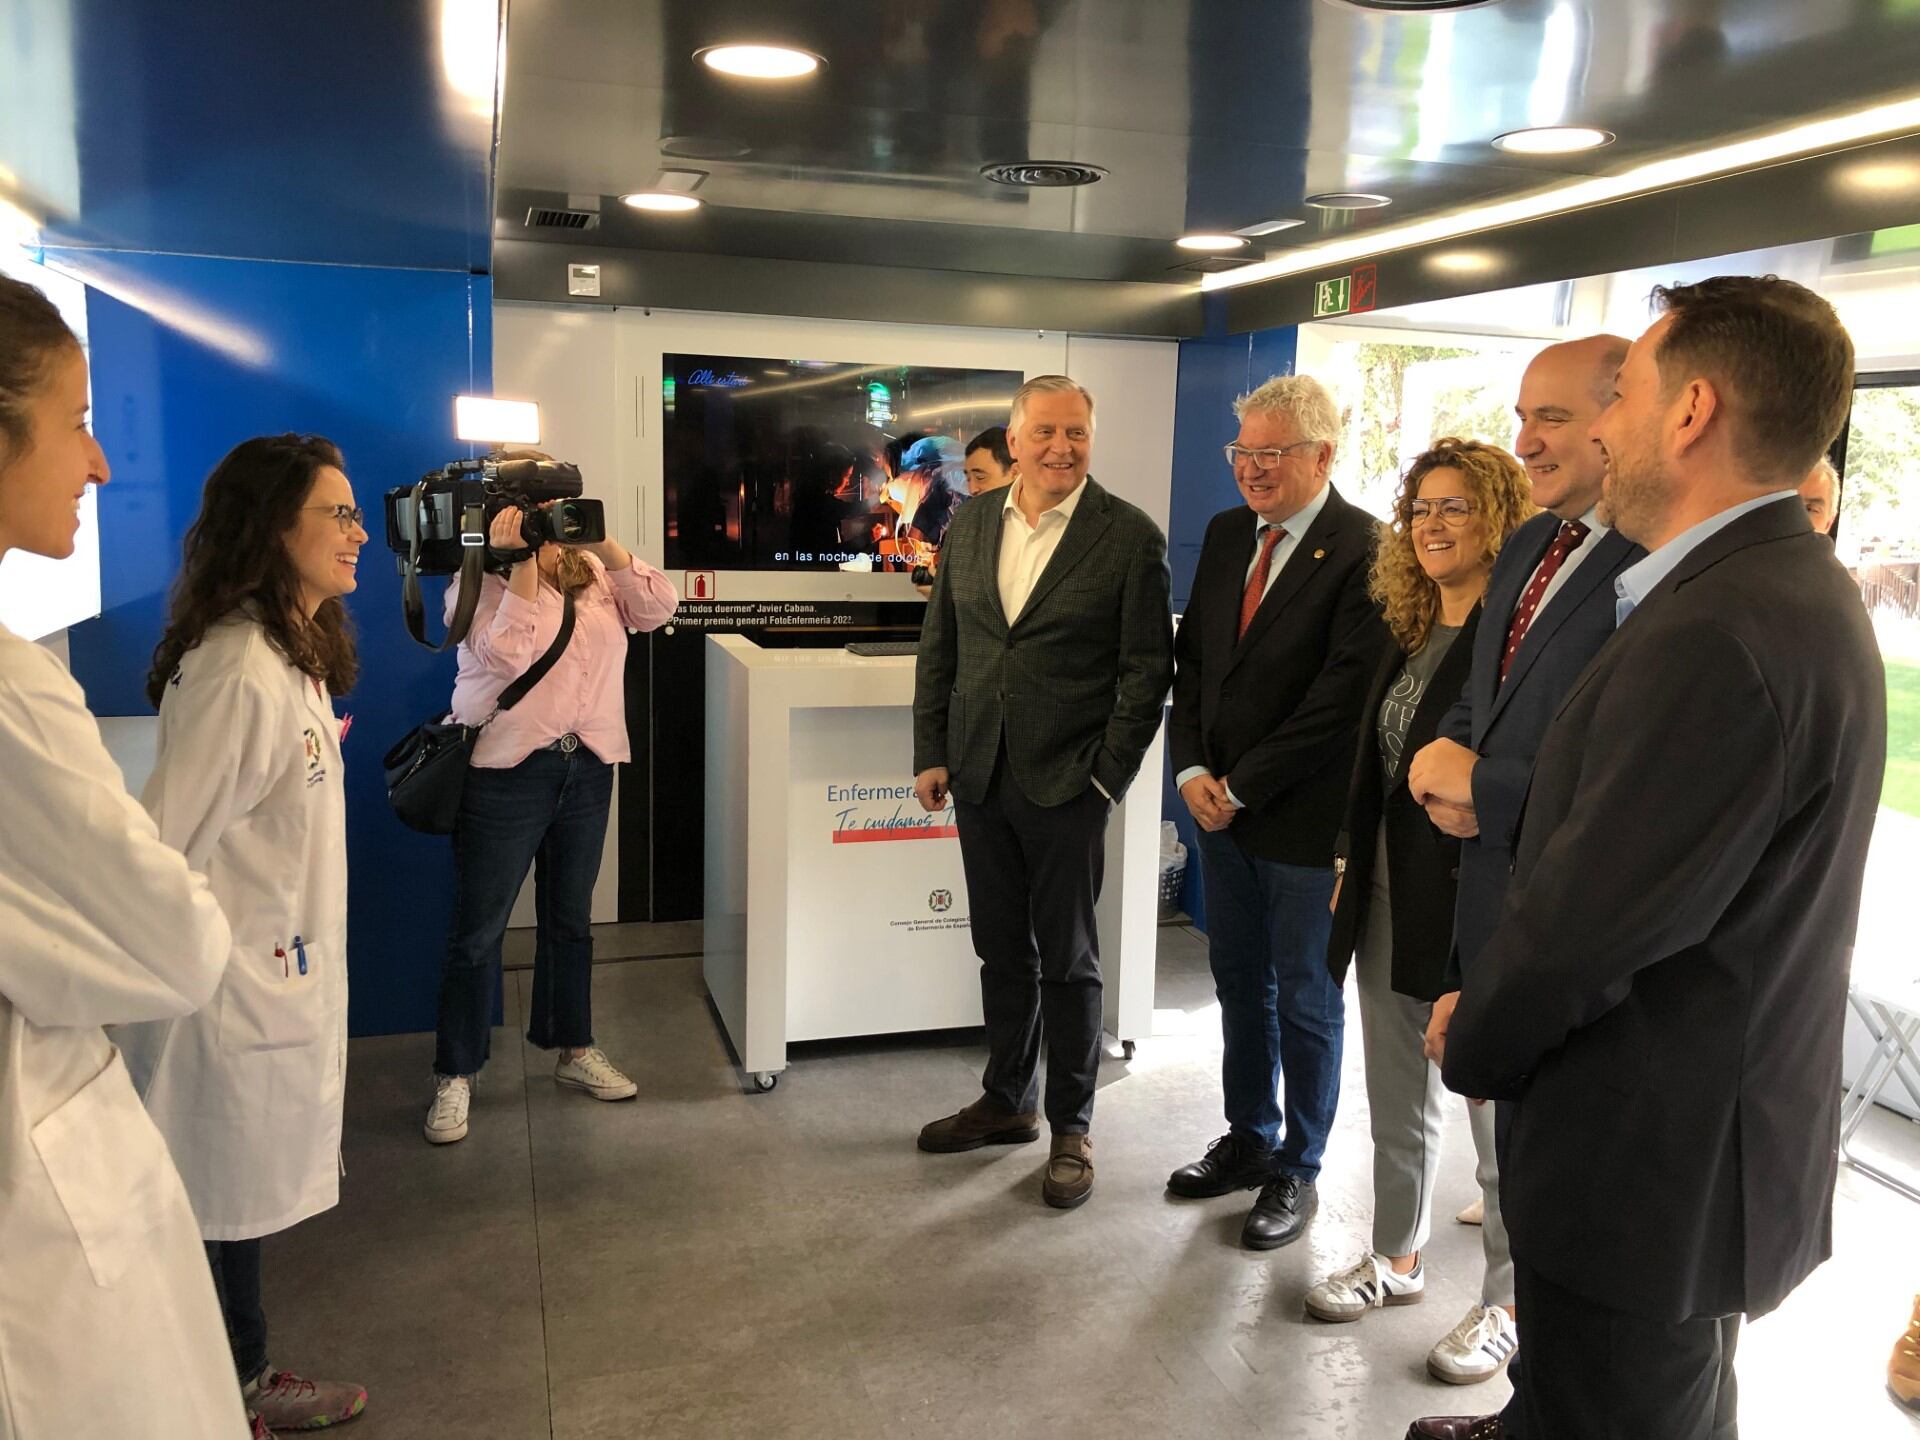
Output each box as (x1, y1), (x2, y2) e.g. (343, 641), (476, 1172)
(704, 634), (1164, 1090)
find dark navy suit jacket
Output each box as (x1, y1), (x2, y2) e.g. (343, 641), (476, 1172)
(1438, 511), (1643, 983)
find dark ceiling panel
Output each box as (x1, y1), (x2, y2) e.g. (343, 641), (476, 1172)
(496, 0), (1920, 291)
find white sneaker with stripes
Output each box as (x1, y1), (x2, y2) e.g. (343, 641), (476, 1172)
(1304, 1252), (1427, 1322)
(1427, 1302), (1519, 1385)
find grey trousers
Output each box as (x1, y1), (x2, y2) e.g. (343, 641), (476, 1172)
(1353, 829), (1515, 1306)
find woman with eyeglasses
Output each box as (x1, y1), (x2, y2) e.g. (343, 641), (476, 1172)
(118, 435), (370, 1437)
(1307, 438), (1535, 1388)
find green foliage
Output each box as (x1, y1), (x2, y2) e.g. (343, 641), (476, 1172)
(1844, 386), (1920, 553)
(1885, 657), (1920, 819)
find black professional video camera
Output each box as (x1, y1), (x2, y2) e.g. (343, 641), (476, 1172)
(384, 456), (607, 649)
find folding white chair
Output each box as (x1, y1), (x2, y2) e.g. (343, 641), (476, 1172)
(1839, 967), (1920, 1202)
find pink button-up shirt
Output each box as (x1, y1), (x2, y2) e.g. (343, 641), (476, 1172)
(446, 553), (679, 768)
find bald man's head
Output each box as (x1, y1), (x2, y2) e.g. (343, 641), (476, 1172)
(1513, 334), (1631, 518)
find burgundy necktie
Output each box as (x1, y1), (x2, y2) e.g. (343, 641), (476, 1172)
(1500, 520), (1590, 680)
(1237, 526), (1285, 640)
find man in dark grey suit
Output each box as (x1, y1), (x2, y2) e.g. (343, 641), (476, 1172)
(911, 374), (1174, 1209)
(1438, 277), (1884, 1439)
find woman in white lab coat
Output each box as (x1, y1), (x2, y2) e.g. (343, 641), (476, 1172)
(117, 435), (368, 1437)
(0, 276), (250, 1437)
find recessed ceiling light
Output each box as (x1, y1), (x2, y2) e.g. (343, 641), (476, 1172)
(696, 44), (821, 79)
(1176, 234), (1249, 251)
(1203, 92), (1920, 294)
(1430, 249), (1499, 273)
(1493, 126), (1616, 155)
(1324, 0), (1500, 11)
(1842, 160), (1920, 193)
(621, 192), (702, 213)
(660, 134), (753, 161)
(1305, 192), (1394, 210)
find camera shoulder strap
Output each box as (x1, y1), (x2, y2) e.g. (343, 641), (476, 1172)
(402, 548), (485, 651)
(495, 588), (576, 713)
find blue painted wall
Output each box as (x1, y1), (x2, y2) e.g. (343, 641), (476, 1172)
(55, 248), (491, 1036)
(1162, 307), (1300, 930)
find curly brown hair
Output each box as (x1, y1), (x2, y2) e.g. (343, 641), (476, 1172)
(146, 434), (360, 707)
(1370, 437), (1535, 654)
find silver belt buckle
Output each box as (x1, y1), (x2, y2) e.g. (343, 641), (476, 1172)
(558, 732), (580, 754)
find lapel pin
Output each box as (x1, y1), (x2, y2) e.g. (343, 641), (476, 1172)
(1313, 548), (1326, 559)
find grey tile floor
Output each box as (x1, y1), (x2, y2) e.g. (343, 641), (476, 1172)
(270, 926), (1920, 1438)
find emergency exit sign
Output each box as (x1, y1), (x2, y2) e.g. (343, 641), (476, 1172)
(1313, 276), (1351, 317)
(1313, 263), (1380, 318)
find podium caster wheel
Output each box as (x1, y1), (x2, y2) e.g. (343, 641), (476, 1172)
(750, 1071), (778, 1093)
(1121, 1040), (1136, 1062)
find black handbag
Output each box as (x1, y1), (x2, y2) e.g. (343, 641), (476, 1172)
(383, 590), (577, 834)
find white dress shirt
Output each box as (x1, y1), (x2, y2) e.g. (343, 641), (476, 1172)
(998, 476), (1088, 624)
(1513, 503), (1610, 621)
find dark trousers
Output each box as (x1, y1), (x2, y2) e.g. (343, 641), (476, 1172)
(1193, 827), (1343, 1179)
(205, 1238), (269, 1387)
(1512, 1257), (1741, 1440)
(435, 746), (613, 1077)
(952, 752), (1109, 1133)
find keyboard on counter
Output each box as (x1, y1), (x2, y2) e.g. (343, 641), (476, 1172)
(844, 640), (920, 657)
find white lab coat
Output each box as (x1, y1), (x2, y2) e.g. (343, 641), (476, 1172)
(0, 622), (250, 1440)
(118, 616), (348, 1242)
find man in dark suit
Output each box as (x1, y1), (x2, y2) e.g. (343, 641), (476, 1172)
(1437, 276), (1885, 1439)
(1400, 336), (1638, 1439)
(911, 374), (1174, 1210)
(1163, 374), (1385, 1249)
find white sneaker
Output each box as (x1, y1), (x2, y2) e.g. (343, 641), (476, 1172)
(424, 1074), (471, 1145)
(555, 1047), (638, 1100)
(1427, 1303), (1519, 1385)
(1304, 1252), (1426, 1322)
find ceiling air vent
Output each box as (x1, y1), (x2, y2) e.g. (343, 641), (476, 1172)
(981, 161), (1108, 188)
(525, 205), (600, 231)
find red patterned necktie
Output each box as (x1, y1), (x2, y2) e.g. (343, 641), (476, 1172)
(1237, 526), (1286, 640)
(1500, 519), (1590, 680)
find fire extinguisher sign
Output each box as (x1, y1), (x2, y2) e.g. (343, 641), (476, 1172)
(685, 570), (716, 600)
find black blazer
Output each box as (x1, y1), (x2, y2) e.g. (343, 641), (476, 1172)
(1443, 497), (1887, 1324)
(1327, 607), (1481, 1002)
(913, 477), (1174, 807)
(1168, 488), (1386, 866)
(1436, 513), (1643, 983)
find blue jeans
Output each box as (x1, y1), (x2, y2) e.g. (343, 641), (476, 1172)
(1195, 827), (1343, 1179)
(435, 746), (613, 1078)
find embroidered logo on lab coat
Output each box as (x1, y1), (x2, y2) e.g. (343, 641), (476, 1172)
(302, 726), (327, 786)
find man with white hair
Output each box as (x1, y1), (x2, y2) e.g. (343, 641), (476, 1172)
(1165, 373), (1386, 1248)
(913, 374), (1174, 1209)
(1798, 455), (1839, 536)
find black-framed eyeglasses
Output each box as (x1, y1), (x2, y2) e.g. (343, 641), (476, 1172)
(1404, 498), (1479, 526)
(1224, 439), (1321, 472)
(305, 504), (366, 534)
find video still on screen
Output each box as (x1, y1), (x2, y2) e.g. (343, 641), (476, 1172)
(662, 354), (1020, 573)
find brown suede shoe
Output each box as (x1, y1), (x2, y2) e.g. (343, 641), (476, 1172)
(917, 1097), (1042, 1153)
(1042, 1133), (1094, 1209)
(1892, 1293), (1920, 1412)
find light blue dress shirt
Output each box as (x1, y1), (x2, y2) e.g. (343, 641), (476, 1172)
(1614, 492), (1799, 626)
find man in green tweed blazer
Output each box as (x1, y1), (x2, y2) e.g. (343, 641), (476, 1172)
(911, 374), (1174, 1210)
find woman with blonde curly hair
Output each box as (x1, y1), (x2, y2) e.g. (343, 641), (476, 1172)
(1307, 438), (1535, 1386)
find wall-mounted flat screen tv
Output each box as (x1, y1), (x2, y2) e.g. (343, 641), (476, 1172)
(662, 354), (1022, 573)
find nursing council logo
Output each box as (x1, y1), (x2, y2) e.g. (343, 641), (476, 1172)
(928, 889), (953, 914)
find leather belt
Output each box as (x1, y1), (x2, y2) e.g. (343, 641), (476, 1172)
(543, 733), (581, 753)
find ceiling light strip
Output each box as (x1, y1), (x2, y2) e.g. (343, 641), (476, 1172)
(1203, 94), (1920, 292)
